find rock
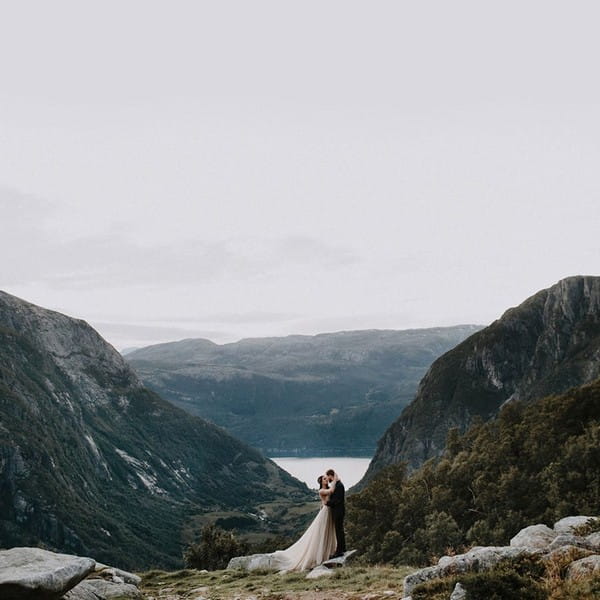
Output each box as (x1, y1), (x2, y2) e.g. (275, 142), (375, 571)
(93, 563), (141, 586)
(76, 579), (142, 598)
(543, 545), (592, 563)
(0, 547), (95, 600)
(322, 550), (357, 568)
(450, 582), (467, 600)
(510, 524), (557, 549)
(566, 555), (600, 579)
(402, 566), (441, 596)
(305, 566), (334, 579)
(553, 516), (596, 534)
(587, 532), (600, 550)
(61, 581), (101, 600)
(227, 554), (281, 571)
(546, 534), (596, 552)
(403, 546), (538, 596)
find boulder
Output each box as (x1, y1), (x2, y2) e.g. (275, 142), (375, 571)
(553, 516), (596, 535)
(510, 524), (557, 549)
(566, 555), (600, 579)
(0, 547), (95, 600)
(64, 579), (143, 599)
(93, 563), (141, 586)
(542, 545), (592, 563)
(61, 581), (101, 600)
(403, 546), (538, 596)
(546, 534), (595, 552)
(586, 532), (600, 550)
(227, 553), (282, 571)
(450, 582), (467, 600)
(305, 565), (334, 579)
(322, 550), (357, 568)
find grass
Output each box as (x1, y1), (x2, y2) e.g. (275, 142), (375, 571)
(140, 565), (415, 599)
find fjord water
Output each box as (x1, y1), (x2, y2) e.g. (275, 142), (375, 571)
(271, 456), (371, 489)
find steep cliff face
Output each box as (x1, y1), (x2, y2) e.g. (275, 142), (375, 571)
(361, 276), (600, 483)
(127, 326), (481, 456)
(0, 291), (308, 569)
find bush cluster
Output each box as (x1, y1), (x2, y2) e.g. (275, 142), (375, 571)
(347, 380), (600, 566)
(183, 524), (249, 570)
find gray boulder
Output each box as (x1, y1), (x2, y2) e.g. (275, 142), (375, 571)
(403, 546), (538, 596)
(566, 555), (600, 579)
(510, 524), (557, 549)
(227, 553), (282, 571)
(92, 564), (141, 587)
(305, 565), (334, 579)
(0, 547), (95, 600)
(553, 516), (596, 535)
(449, 582), (467, 600)
(587, 532), (600, 550)
(547, 534), (596, 552)
(542, 544), (592, 563)
(64, 579), (143, 599)
(61, 581), (102, 600)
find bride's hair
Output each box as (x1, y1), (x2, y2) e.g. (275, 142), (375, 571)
(317, 475), (326, 489)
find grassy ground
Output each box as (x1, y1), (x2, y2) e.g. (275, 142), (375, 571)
(140, 565), (415, 600)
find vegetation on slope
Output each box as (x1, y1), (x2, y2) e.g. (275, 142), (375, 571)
(0, 292), (309, 570)
(347, 379), (600, 566)
(362, 276), (600, 481)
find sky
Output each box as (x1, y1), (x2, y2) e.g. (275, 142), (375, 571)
(1, 1), (599, 350)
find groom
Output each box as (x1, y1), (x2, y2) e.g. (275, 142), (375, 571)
(326, 468), (346, 558)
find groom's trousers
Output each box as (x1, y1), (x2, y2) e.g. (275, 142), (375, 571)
(332, 508), (346, 555)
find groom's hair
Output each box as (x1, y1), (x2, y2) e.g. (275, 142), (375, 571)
(326, 469), (335, 477)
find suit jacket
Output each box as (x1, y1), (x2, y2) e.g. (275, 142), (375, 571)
(326, 480), (345, 515)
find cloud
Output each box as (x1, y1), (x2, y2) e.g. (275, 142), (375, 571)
(1, 186), (360, 290)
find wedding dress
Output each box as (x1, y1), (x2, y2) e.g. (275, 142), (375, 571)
(269, 502), (337, 571)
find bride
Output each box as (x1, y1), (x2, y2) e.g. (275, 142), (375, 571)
(266, 473), (337, 571)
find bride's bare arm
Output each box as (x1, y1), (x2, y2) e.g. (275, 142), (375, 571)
(319, 481), (336, 500)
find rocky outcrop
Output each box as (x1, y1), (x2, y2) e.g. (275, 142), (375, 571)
(0, 547), (142, 600)
(566, 555), (600, 579)
(0, 291), (309, 569)
(0, 547), (94, 600)
(362, 276), (600, 482)
(401, 515), (600, 598)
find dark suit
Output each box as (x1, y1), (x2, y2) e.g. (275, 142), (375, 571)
(326, 480), (346, 555)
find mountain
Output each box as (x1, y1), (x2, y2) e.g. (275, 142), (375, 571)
(126, 326), (481, 456)
(360, 275), (600, 484)
(0, 291), (309, 570)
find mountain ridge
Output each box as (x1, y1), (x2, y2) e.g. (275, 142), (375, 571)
(359, 275), (600, 485)
(127, 325), (482, 456)
(0, 290), (309, 569)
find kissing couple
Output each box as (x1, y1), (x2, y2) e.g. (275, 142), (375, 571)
(267, 468), (347, 571)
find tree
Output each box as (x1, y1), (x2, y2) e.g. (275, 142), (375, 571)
(183, 524), (249, 570)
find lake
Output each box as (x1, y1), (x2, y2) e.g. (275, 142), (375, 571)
(270, 456), (372, 489)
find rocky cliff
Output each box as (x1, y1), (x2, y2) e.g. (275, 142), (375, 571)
(127, 326), (481, 456)
(361, 275), (600, 482)
(0, 291), (308, 569)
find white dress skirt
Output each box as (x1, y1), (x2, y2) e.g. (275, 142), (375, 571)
(269, 504), (337, 571)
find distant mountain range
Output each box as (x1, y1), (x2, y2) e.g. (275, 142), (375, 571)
(0, 291), (309, 569)
(359, 275), (600, 486)
(126, 326), (481, 456)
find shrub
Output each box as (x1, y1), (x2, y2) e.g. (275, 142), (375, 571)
(183, 524), (249, 570)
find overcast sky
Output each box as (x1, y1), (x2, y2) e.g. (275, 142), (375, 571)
(1, 1), (599, 350)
